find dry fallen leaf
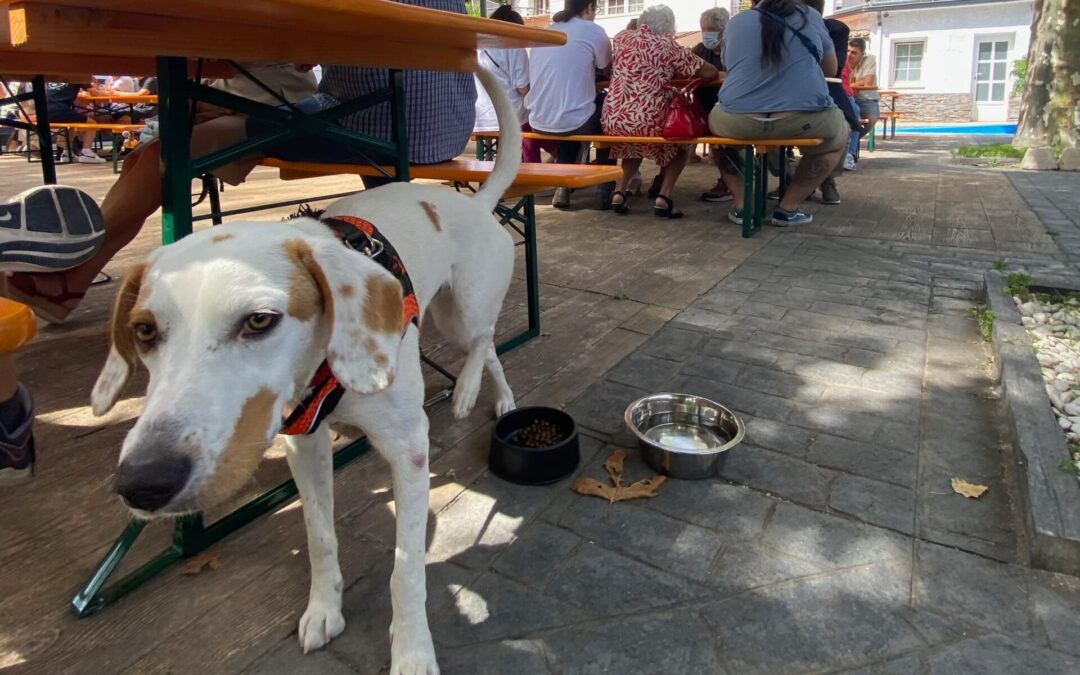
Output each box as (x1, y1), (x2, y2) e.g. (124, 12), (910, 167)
(951, 478), (989, 499)
(571, 450), (667, 503)
(613, 475), (667, 501)
(182, 545), (222, 575)
(571, 477), (620, 503)
(603, 449), (628, 487)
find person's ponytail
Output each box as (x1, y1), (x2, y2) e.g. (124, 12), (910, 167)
(758, 0), (808, 70)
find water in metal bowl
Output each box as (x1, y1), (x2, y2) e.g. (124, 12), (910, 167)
(625, 393), (744, 479)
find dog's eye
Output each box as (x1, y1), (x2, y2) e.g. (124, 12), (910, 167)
(132, 322), (157, 346)
(242, 312), (280, 337)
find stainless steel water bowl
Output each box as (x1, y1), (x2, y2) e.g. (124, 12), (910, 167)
(624, 393), (745, 480)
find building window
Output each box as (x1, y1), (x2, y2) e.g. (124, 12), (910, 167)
(893, 41), (924, 84)
(528, 0), (549, 15)
(597, 0), (644, 16)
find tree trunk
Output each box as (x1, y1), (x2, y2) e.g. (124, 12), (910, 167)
(1014, 0), (1080, 150)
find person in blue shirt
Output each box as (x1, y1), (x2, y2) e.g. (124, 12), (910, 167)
(709, 0), (848, 227)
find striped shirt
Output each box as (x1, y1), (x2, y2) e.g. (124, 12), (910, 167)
(314, 0), (476, 164)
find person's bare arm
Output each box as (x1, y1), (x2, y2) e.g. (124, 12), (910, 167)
(694, 62), (720, 81)
(853, 72), (877, 87)
(819, 51), (838, 78)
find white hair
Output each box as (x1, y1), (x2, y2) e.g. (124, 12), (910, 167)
(700, 7), (730, 31)
(639, 5), (676, 36)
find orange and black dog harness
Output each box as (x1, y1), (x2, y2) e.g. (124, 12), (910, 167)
(280, 215), (420, 436)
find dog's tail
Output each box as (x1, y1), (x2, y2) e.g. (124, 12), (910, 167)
(472, 66), (522, 213)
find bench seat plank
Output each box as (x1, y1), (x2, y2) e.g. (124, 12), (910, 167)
(261, 158), (622, 189)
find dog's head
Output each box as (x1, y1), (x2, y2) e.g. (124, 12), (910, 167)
(93, 218), (404, 517)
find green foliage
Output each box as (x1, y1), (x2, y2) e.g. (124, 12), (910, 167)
(1061, 444), (1080, 477)
(1011, 57), (1027, 98)
(465, 1), (481, 16)
(953, 143), (1026, 159)
(993, 259), (1009, 272)
(968, 306), (995, 342)
(1005, 272), (1034, 299)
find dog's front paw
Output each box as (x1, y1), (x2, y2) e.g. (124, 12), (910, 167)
(298, 601), (346, 653)
(390, 625), (439, 675)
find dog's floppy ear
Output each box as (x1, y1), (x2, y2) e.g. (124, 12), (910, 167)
(92, 264), (146, 415)
(288, 239), (404, 395)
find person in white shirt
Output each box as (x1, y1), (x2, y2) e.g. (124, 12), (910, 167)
(526, 0), (615, 209)
(474, 5), (550, 162)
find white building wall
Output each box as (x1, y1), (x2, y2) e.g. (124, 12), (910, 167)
(865, 2), (1032, 94)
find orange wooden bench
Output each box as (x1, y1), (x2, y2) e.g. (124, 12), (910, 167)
(50, 122), (144, 172)
(472, 131), (824, 237)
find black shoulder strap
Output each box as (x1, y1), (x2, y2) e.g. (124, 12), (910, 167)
(754, 7), (822, 62)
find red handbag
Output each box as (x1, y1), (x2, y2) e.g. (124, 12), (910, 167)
(662, 79), (709, 140)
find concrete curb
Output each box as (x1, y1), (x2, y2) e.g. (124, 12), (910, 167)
(986, 270), (1080, 576)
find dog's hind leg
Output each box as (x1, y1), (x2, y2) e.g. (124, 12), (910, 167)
(285, 426), (346, 653)
(427, 260), (516, 420)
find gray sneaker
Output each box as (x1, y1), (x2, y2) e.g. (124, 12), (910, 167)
(771, 208), (813, 227)
(0, 384), (34, 485)
(0, 185), (106, 272)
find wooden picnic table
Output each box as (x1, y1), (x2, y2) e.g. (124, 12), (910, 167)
(3, 0), (566, 619)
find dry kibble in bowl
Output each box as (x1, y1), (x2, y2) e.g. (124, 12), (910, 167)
(514, 419), (566, 448)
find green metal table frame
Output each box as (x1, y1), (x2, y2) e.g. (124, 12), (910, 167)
(71, 56), (544, 618)
(0, 74), (58, 184)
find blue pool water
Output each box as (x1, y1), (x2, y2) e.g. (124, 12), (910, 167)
(896, 123), (1017, 135)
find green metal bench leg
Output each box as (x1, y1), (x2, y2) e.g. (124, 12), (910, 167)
(867, 123), (876, 153)
(741, 146), (755, 238)
(31, 75), (57, 184)
(159, 56), (194, 244)
(111, 132), (120, 174)
(496, 194), (541, 354)
(755, 149), (768, 231)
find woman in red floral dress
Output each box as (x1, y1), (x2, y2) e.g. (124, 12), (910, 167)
(601, 5), (718, 217)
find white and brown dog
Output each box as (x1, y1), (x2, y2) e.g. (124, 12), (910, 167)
(90, 67), (522, 675)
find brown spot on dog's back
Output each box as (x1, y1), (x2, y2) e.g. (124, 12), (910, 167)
(339, 283), (355, 298)
(283, 239), (326, 322)
(374, 353), (389, 368)
(420, 201), (441, 232)
(363, 275), (403, 334)
(363, 337), (377, 353)
(211, 233), (234, 243)
(205, 387), (277, 505)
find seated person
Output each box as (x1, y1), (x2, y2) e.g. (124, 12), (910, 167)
(4, 0), (475, 324)
(692, 7), (730, 203)
(601, 4), (718, 218)
(847, 38), (879, 168)
(806, 0), (860, 205)
(709, 0), (846, 227)
(46, 81), (111, 163)
(4, 64), (318, 323)
(526, 0), (615, 209)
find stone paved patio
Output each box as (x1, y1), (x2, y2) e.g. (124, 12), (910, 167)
(4, 137), (1080, 674)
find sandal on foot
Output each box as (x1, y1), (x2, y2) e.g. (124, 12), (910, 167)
(4, 272), (85, 324)
(653, 195), (684, 219)
(611, 190), (630, 215)
(0, 185), (105, 273)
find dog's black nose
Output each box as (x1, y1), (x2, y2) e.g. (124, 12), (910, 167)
(114, 454), (192, 512)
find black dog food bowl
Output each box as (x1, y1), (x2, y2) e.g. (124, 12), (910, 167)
(489, 406), (580, 485)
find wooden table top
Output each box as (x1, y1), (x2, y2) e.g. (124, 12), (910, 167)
(2, 0), (566, 72)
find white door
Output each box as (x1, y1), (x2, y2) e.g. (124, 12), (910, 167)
(972, 38), (1010, 121)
